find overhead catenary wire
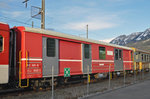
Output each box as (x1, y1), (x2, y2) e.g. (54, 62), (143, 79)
(24, 17), (33, 23)
(0, 15), (57, 31)
(0, 15), (40, 28)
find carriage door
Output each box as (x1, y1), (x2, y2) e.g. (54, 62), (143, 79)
(114, 49), (123, 71)
(82, 44), (92, 74)
(42, 37), (59, 76)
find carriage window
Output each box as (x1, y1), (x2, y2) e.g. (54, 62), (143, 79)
(147, 55), (149, 62)
(131, 52), (133, 60)
(99, 47), (105, 59)
(144, 54), (146, 61)
(141, 54), (143, 61)
(84, 44), (90, 59)
(145, 55), (147, 61)
(115, 49), (118, 60)
(47, 38), (55, 57)
(0, 35), (3, 52)
(119, 50), (122, 60)
(136, 52), (138, 60)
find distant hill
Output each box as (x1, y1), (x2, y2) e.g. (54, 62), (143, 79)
(110, 28), (150, 51)
(126, 39), (150, 51)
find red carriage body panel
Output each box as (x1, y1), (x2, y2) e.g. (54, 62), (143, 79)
(14, 27), (43, 79)
(0, 22), (10, 84)
(59, 40), (82, 76)
(25, 31), (43, 79)
(123, 50), (133, 70)
(0, 23), (9, 65)
(92, 44), (114, 73)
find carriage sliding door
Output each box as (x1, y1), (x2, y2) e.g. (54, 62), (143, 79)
(82, 44), (92, 74)
(114, 49), (123, 71)
(42, 37), (59, 77)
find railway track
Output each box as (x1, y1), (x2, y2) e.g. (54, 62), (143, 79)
(0, 88), (33, 98)
(1, 71), (150, 99)
(0, 88), (24, 94)
(0, 77), (103, 98)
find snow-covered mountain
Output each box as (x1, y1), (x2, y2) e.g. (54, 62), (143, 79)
(110, 28), (150, 45)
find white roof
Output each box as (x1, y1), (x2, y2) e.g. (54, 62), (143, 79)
(135, 48), (150, 54)
(0, 22), (8, 25)
(24, 27), (133, 50)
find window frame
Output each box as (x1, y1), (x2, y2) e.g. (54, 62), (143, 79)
(119, 49), (122, 60)
(135, 52), (138, 60)
(99, 46), (106, 60)
(141, 54), (143, 61)
(147, 55), (149, 62)
(0, 35), (3, 53)
(46, 38), (56, 57)
(84, 44), (90, 59)
(114, 49), (123, 60)
(131, 51), (133, 60)
(144, 54), (146, 61)
(115, 49), (119, 60)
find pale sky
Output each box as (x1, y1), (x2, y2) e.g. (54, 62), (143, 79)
(0, 0), (150, 42)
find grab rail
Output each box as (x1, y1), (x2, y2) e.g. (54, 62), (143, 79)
(19, 50), (29, 88)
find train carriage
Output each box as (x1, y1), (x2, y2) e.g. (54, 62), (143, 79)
(132, 48), (150, 71)
(15, 26), (133, 82)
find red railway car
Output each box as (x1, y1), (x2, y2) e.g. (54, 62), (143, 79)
(0, 22), (133, 88)
(0, 22), (9, 84)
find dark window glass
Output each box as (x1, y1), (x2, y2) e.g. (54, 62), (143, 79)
(84, 44), (90, 59)
(144, 54), (146, 61)
(119, 50), (122, 60)
(47, 38), (55, 57)
(0, 35), (3, 52)
(135, 52), (138, 60)
(115, 49), (118, 60)
(141, 54), (143, 61)
(99, 47), (106, 59)
(147, 55), (148, 62)
(139, 52), (140, 54)
(131, 52), (133, 60)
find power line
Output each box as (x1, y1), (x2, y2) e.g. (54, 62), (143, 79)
(23, 0), (45, 29)
(25, 17), (33, 23)
(0, 15), (56, 30)
(22, 0), (29, 8)
(0, 16), (31, 26)
(0, 15), (40, 28)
